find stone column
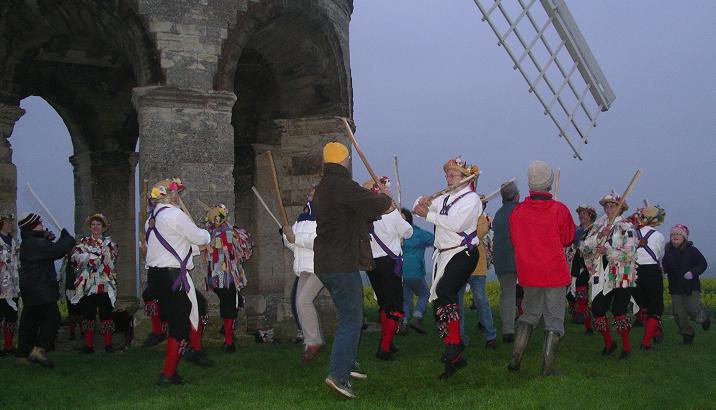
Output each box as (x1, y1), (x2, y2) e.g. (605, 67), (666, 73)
(69, 150), (139, 308)
(239, 116), (348, 339)
(132, 86), (237, 308)
(0, 103), (25, 218)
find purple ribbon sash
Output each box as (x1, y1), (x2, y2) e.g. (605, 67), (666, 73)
(369, 223), (403, 276)
(146, 206), (192, 292)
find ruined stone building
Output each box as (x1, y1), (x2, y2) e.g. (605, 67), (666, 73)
(0, 0), (354, 338)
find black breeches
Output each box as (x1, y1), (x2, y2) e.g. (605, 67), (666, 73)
(0, 298), (18, 322)
(434, 248), (478, 308)
(592, 288), (632, 317)
(633, 265), (664, 316)
(367, 256), (404, 314)
(213, 284), (239, 319)
(147, 267), (191, 341)
(80, 293), (113, 321)
(574, 268), (590, 287)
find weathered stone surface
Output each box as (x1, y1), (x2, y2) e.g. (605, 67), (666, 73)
(1, 0), (353, 339)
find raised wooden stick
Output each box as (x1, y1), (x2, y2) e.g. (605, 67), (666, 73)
(393, 155), (402, 210)
(251, 186), (282, 228)
(610, 170), (642, 225)
(264, 150), (289, 227)
(553, 168), (561, 200)
(26, 182), (63, 232)
(483, 177), (517, 202)
(428, 172), (480, 200)
(341, 118), (396, 205)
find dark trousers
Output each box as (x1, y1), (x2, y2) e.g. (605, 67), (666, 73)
(17, 302), (60, 356)
(367, 256), (404, 314)
(80, 293), (113, 321)
(633, 265), (664, 317)
(147, 267), (191, 341)
(213, 284), (239, 319)
(434, 248), (478, 308)
(592, 288), (632, 317)
(0, 298), (19, 322)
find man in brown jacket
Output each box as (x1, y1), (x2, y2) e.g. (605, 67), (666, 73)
(313, 141), (392, 399)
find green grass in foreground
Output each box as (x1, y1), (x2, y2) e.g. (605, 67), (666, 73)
(2, 302), (715, 410)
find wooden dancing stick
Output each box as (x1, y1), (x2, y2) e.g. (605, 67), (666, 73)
(26, 182), (63, 232)
(139, 179), (149, 250)
(340, 118), (396, 206)
(393, 155), (402, 210)
(483, 177), (517, 202)
(196, 198), (212, 212)
(251, 186), (282, 228)
(263, 150), (290, 227)
(553, 168), (561, 200)
(610, 170), (642, 225)
(428, 172), (480, 200)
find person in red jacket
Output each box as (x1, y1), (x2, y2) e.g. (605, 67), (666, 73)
(507, 160), (574, 376)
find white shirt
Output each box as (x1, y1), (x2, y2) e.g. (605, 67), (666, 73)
(426, 186), (482, 250)
(370, 208), (413, 258)
(144, 204), (210, 269)
(636, 226), (665, 266)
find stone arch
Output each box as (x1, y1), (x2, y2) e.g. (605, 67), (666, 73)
(215, 0), (353, 334)
(0, 0), (163, 306)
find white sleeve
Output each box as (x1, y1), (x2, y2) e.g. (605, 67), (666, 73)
(173, 210), (210, 246)
(394, 212), (413, 239)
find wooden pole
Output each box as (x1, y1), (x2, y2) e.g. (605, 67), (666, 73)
(393, 155), (402, 210)
(139, 179), (149, 248)
(264, 150), (290, 227)
(341, 118), (396, 205)
(609, 170), (642, 225)
(483, 177), (517, 202)
(26, 182), (63, 232)
(553, 168), (561, 200)
(251, 186), (282, 228)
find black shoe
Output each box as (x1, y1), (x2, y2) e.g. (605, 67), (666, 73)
(375, 347), (394, 361)
(502, 334), (515, 343)
(222, 344), (236, 353)
(601, 342), (617, 356)
(439, 358), (467, 380)
(441, 343), (465, 363)
(184, 349), (214, 367)
(141, 333), (166, 348)
(390, 342), (398, 353)
(640, 344), (654, 351)
(104, 345), (115, 354)
(702, 318), (711, 331)
(3, 347), (17, 355)
(157, 373), (184, 387)
(485, 339), (497, 349)
(682, 334), (694, 345)
(80, 346), (95, 354)
(619, 351), (631, 360)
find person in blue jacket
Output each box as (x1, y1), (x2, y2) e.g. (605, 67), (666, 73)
(400, 209), (434, 334)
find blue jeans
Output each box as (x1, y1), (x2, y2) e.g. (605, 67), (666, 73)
(458, 276), (497, 343)
(314, 271), (363, 384)
(402, 277), (429, 323)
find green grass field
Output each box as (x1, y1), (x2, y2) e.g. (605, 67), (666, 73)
(3, 279), (716, 409)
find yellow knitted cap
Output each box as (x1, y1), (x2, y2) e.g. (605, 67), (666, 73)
(323, 142), (349, 163)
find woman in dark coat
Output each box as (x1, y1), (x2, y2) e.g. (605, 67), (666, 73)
(662, 224), (710, 344)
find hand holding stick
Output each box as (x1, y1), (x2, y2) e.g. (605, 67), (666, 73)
(428, 173), (480, 200)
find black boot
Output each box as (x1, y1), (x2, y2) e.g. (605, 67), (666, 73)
(508, 322), (533, 371)
(540, 331), (560, 376)
(439, 344), (467, 380)
(184, 349), (214, 367)
(141, 333), (166, 348)
(157, 372), (184, 387)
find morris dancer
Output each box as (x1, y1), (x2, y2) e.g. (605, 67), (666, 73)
(507, 161), (574, 376)
(0, 214), (20, 355)
(282, 186), (327, 363)
(581, 191), (637, 359)
(566, 204), (598, 334)
(629, 205), (666, 350)
(70, 213), (118, 353)
(143, 178), (210, 386)
(363, 177), (412, 361)
(204, 204), (253, 353)
(414, 156), (480, 379)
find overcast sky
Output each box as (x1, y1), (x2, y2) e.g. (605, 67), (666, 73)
(10, 0), (715, 275)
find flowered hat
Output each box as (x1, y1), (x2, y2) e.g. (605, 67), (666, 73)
(362, 176), (391, 193)
(443, 156), (479, 177)
(206, 204), (229, 226)
(85, 213), (110, 231)
(575, 204), (597, 222)
(150, 178), (185, 200)
(633, 205), (666, 227)
(599, 190), (628, 212)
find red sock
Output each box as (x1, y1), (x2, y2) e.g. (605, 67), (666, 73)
(618, 328), (631, 352)
(595, 316), (612, 347)
(444, 319), (461, 345)
(223, 319), (234, 346)
(642, 317), (658, 347)
(189, 324), (202, 351)
(150, 314), (162, 335)
(84, 331), (94, 348)
(162, 337), (181, 376)
(103, 332), (112, 347)
(584, 314), (593, 330)
(516, 298), (524, 316)
(380, 314), (400, 352)
(3, 325), (13, 350)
